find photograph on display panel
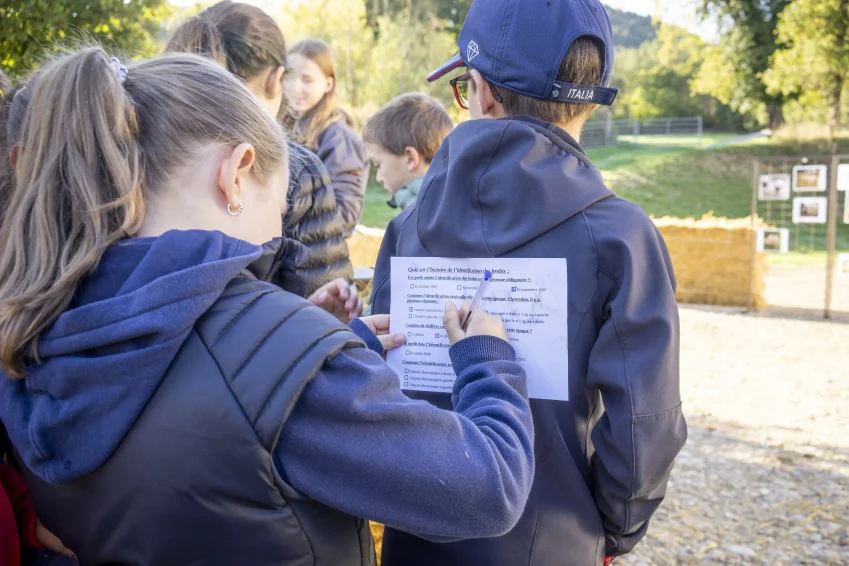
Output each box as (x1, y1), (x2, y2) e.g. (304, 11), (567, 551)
(792, 197), (828, 224)
(792, 165), (828, 192)
(839, 254), (849, 280)
(757, 228), (789, 253)
(838, 164), (849, 192)
(758, 174), (791, 201)
(845, 192), (849, 224)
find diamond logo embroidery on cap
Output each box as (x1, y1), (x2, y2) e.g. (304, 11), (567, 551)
(467, 40), (479, 61)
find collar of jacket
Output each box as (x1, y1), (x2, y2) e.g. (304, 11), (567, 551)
(247, 237), (312, 297)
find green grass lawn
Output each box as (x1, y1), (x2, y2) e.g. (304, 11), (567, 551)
(358, 132), (849, 252)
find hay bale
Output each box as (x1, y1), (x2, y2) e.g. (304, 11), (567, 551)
(347, 225), (386, 270)
(370, 522), (384, 563)
(653, 214), (767, 308)
(346, 215), (768, 309)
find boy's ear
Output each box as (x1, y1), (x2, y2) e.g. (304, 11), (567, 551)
(403, 147), (422, 172)
(265, 66), (286, 100)
(470, 69), (498, 117)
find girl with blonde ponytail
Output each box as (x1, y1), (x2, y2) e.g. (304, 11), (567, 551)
(0, 47), (533, 566)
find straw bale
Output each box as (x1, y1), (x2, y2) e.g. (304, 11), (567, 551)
(654, 214), (766, 308)
(346, 214), (768, 310)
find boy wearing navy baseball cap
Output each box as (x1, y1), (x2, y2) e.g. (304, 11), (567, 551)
(370, 0), (687, 565)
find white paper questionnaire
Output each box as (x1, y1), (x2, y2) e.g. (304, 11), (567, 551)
(387, 257), (569, 401)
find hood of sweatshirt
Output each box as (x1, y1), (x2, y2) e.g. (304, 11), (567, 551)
(414, 116), (613, 256)
(0, 230), (305, 484)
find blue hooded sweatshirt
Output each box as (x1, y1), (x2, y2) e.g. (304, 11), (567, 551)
(371, 116), (688, 564)
(0, 230), (535, 546)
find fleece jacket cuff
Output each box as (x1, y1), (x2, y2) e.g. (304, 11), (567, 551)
(348, 319), (384, 356)
(449, 335), (516, 374)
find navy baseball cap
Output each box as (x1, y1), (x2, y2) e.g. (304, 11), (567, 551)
(428, 0), (618, 106)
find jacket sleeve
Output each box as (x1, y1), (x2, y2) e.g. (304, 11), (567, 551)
(586, 211), (687, 557)
(284, 142), (353, 296)
(315, 122), (370, 236)
(369, 208), (411, 315)
(274, 325), (535, 541)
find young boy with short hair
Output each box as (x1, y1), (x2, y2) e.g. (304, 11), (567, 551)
(370, 1), (687, 565)
(363, 93), (453, 210)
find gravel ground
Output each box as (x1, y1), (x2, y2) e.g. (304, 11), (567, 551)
(623, 306), (849, 566)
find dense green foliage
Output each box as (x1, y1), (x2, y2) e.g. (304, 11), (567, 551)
(0, 0), (171, 79)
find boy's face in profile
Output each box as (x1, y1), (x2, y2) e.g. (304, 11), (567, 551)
(366, 143), (422, 194)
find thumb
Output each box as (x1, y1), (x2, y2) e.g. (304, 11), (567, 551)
(443, 302), (464, 345)
(379, 333), (406, 352)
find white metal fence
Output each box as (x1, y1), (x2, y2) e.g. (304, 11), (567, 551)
(581, 116), (704, 148)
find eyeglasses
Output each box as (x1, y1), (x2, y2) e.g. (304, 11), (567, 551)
(449, 72), (503, 110)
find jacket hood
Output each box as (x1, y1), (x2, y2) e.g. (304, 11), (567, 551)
(415, 116), (613, 256)
(0, 230), (304, 484)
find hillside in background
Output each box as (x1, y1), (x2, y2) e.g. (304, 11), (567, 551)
(605, 5), (656, 48)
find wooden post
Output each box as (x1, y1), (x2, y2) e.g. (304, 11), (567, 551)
(748, 159), (760, 312)
(824, 154), (840, 319)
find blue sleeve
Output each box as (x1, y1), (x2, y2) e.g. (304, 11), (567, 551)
(586, 209), (687, 556)
(274, 333), (534, 541)
(316, 122), (370, 236)
(369, 207), (413, 315)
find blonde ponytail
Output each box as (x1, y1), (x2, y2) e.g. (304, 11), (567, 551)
(0, 48), (145, 378)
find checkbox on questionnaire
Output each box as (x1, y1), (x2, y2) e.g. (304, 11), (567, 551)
(409, 307), (413, 312)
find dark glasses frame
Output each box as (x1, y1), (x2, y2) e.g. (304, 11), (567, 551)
(449, 71), (503, 110)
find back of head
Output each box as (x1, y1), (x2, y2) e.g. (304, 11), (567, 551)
(427, 0), (616, 129)
(363, 93), (453, 164)
(0, 47), (286, 378)
(493, 37), (605, 125)
(287, 38), (349, 148)
(165, 0), (286, 81)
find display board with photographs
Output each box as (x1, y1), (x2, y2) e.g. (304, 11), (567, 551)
(757, 228), (789, 253)
(793, 197), (828, 224)
(758, 174), (791, 200)
(838, 164), (849, 192)
(793, 164), (828, 192)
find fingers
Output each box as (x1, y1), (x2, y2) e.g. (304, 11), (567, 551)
(363, 314), (391, 334)
(443, 302), (464, 345)
(379, 333), (407, 352)
(35, 520), (75, 558)
(309, 290), (329, 306)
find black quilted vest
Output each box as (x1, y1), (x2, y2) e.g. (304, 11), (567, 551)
(22, 254), (374, 566)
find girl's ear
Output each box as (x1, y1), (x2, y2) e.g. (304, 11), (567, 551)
(265, 66), (286, 100)
(403, 146), (422, 172)
(217, 143), (256, 213)
(325, 75), (335, 95)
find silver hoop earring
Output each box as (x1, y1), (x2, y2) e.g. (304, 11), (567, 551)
(227, 203), (244, 216)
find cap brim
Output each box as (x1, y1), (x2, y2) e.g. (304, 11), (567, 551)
(427, 53), (465, 83)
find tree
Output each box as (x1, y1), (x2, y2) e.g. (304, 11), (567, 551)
(764, 0), (849, 137)
(275, 0), (458, 123)
(694, 0), (792, 129)
(0, 0), (171, 79)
